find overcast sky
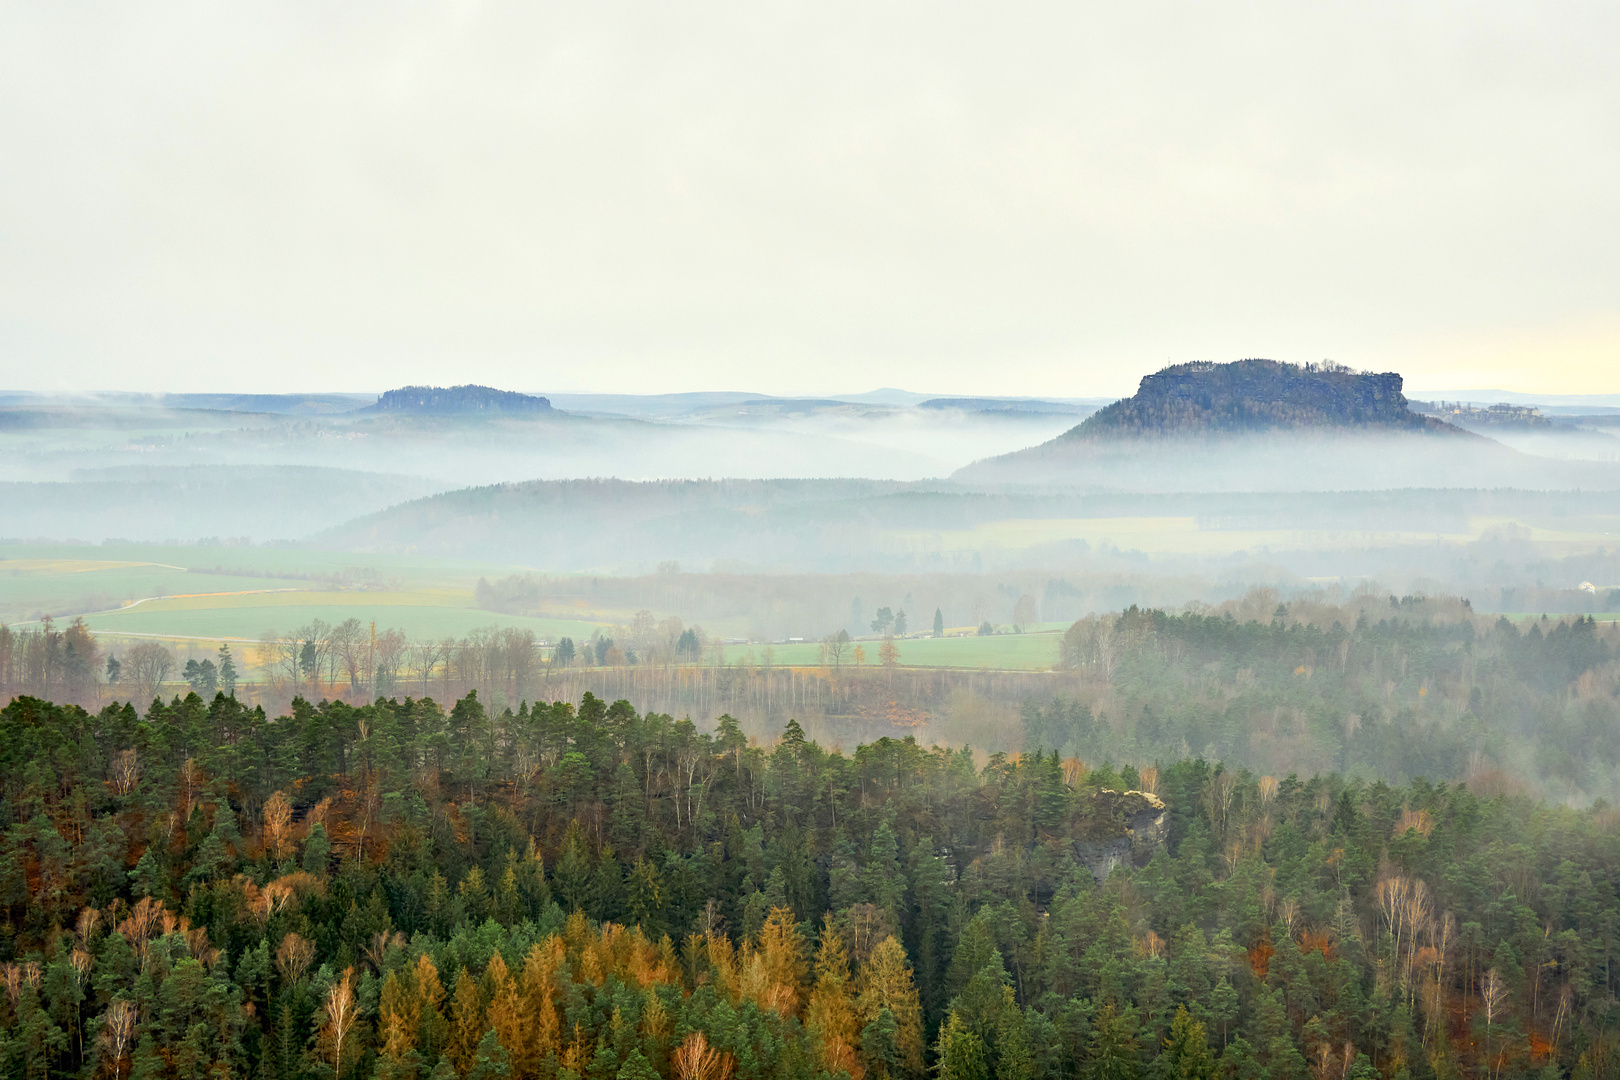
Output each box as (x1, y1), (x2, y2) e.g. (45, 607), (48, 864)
(3, 2), (1618, 397)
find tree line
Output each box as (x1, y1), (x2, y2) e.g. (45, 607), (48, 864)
(5, 591), (1619, 801)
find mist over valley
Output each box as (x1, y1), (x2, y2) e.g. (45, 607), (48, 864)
(9, 8), (1620, 1069)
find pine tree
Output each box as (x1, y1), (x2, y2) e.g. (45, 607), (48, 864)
(1206, 979), (1238, 1049)
(995, 987), (1034, 1080)
(1088, 1003), (1140, 1080)
(945, 908), (1004, 1000)
(618, 1048), (661, 1080)
(556, 822), (593, 912)
(467, 1029), (513, 1080)
(903, 836), (950, 1019)
(217, 643), (237, 697)
(1155, 1007), (1214, 1080)
(934, 1011), (989, 1080)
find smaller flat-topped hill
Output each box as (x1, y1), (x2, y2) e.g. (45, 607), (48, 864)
(360, 384), (553, 416)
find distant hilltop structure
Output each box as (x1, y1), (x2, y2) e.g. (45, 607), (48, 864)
(1064, 358), (1457, 439)
(360, 385), (553, 416)
(1413, 400), (1553, 428)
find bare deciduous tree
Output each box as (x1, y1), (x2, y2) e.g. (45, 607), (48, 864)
(672, 1031), (733, 1080)
(122, 642), (174, 702)
(331, 618), (366, 694)
(109, 749), (140, 797)
(97, 999), (137, 1080)
(276, 932), (315, 986)
(262, 791), (294, 860)
(317, 966), (359, 1077)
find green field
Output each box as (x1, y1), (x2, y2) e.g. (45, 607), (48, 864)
(3, 543), (1070, 671)
(0, 544), (610, 644)
(0, 560), (282, 624)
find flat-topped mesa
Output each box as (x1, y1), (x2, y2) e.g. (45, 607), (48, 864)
(1066, 358), (1455, 440)
(362, 384), (553, 416)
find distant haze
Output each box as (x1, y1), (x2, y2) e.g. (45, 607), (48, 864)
(3, 2), (1619, 394)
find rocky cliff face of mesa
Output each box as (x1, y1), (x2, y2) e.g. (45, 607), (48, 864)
(1062, 359), (1452, 440)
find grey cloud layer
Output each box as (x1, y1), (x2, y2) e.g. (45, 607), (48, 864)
(2, 1), (1617, 392)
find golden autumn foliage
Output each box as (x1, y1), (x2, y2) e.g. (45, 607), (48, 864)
(743, 907), (809, 1017)
(485, 951), (527, 1066)
(378, 968), (419, 1063)
(807, 920), (865, 1080)
(855, 936), (925, 1076)
(449, 967), (484, 1073)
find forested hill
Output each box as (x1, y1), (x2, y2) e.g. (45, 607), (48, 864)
(310, 477), (922, 565)
(1061, 360), (1457, 440)
(361, 385), (554, 416)
(6, 690), (1620, 1077)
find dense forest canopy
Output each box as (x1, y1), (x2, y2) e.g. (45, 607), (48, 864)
(5, 681), (1620, 1078)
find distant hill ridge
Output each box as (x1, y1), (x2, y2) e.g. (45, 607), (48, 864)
(361, 384), (552, 415)
(1066, 359), (1456, 439)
